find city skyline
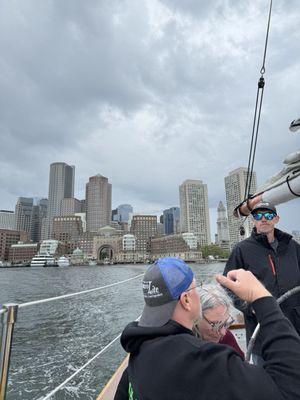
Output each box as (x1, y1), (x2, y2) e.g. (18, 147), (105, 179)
(1, 2), (299, 237)
(1, 160), (299, 242)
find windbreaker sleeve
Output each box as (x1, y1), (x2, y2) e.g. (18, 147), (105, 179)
(231, 296), (300, 400)
(223, 246), (251, 315)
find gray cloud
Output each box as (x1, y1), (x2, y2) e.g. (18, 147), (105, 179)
(0, 0), (300, 238)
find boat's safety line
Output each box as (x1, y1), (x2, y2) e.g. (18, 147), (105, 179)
(41, 333), (122, 400)
(40, 314), (141, 400)
(18, 273), (144, 309)
(0, 274), (143, 400)
(246, 285), (300, 362)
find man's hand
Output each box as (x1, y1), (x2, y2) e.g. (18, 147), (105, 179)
(216, 269), (271, 303)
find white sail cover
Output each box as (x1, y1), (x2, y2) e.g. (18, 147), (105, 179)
(256, 119), (300, 205)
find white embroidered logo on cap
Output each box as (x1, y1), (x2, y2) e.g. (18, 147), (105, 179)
(142, 280), (163, 298)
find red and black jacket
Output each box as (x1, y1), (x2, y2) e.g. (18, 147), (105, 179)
(224, 227), (300, 355)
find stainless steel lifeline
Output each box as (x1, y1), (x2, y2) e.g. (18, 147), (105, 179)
(0, 273), (143, 400)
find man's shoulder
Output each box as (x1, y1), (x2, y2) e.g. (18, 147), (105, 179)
(232, 236), (256, 251)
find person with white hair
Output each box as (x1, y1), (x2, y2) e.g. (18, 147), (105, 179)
(193, 284), (244, 357)
(114, 257), (300, 400)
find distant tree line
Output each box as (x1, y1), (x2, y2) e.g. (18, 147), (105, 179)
(201, 245), (230, 259)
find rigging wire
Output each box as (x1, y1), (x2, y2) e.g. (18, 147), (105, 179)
(240, 0), (273, 236)
(244, 0), (273, 202)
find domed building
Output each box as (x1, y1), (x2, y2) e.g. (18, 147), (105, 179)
(71, 247), (84, 265)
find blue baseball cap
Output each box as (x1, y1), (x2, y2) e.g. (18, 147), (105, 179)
(138, 257), (194, 327)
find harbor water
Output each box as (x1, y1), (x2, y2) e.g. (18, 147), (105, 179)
(0, 262), (224, 400)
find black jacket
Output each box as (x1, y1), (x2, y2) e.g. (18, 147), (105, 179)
(114, 297), (300, 400)
(224, 228), (300, 354)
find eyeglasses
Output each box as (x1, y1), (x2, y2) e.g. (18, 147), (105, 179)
(184, 283), (202, 293)
(252, 211), (276, 221)
(202, 315), (235, 333)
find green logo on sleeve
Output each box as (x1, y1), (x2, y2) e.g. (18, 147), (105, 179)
(128, 382), (138, 400)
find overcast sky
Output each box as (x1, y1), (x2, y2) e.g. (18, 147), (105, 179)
(1, 0), (299, 239)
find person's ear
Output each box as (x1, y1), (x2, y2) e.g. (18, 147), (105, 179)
(179, 292), (191, 310)
(275, 215), (280, 224)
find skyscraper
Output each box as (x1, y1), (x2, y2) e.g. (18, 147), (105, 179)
(60, 198), (82, 216)
(46, 162), (75, 238)
(86, 174), (112, 232)
(130, 215), (157, 252)
(179, 179), (211, 246)
(163, 207), (180, 234)
(116, 204), (133, 223)
(216, 201), (230, 250)
(224, 167), (257, 249)
(15, 197), (33, 234)
(30, 199), (48, 243)
(0, 210), (15, 230)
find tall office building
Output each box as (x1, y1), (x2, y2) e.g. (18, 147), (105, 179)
(46, 162), (75, 238)
(163, 207), (180, 234)
(60, 197), (82, 216)
(112, 208), (118, 221)
(30, 199), (48, 243)
(130, 215), (157, 252)
(0, 210), (15, 230)
(52, 215), (83, 242)
(86, 174), (112, 232)
(225, 167), (257, 249)
(15, 197), (33, 234)
(116, 204), (133, 223)
(216, 201), (230, 251)
(0, 229), (29, 261)
(179, 180), (211, 246)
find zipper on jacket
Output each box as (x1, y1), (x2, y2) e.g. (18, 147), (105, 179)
(268, 254), (276, 276)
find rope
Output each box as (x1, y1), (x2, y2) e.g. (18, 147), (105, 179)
(245, 285), (300, 362)
(243, 0), (273, 202)
(40, 314), (141, 400)
(18, 273), (144, 309)
(41, 333), (122, 400)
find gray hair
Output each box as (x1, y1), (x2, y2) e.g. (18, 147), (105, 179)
(198, 284), (233, 315)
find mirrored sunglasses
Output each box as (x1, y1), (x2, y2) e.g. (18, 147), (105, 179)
(252, 211), (276, 221)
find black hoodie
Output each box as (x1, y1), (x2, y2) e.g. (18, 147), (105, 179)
(115, 297), (300, 400)
(224, 228), (300, 354)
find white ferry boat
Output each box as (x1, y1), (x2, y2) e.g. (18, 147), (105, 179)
(57, 256), (70, 267)
(30, 253), (58, 267)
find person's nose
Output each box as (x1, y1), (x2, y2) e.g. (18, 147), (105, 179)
(219, 326), (227, 336)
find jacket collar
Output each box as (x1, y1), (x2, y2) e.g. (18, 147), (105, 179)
(251, 227), (292, 249)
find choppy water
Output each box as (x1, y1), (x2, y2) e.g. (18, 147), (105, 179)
(0, 263), (224, 400)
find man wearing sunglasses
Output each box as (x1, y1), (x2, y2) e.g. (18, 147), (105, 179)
(224, 201), (300, 365)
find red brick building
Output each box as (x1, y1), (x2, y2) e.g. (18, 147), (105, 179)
(0, 229), (29, 261)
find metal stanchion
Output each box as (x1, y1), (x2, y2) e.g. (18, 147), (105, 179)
(0, 304), (18, 400)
